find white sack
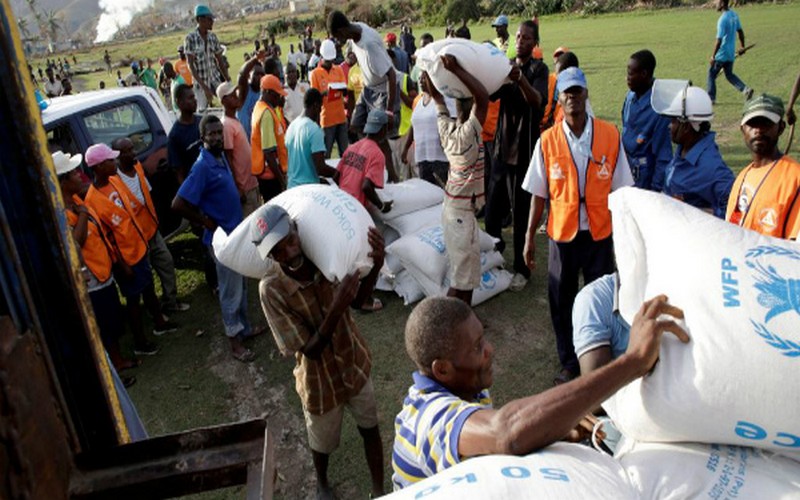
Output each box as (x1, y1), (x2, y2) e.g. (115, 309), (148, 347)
(617, 440), (800, 499)
(270, 184), (374, 282)
(415, 39), (512, 99)
(394, 270), (426, 305)
(480, 250), (505, 273)
(385, 204), (443, 236)
(384, 443), (636, 500)
(387, 225), (449, 289)
(604, 187), (800, 459)
(471, 268), (513, 306)
(212, 208), (272, 279)
(372, 178), (444, 221)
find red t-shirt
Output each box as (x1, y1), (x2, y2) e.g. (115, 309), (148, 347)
(337, 138), (385, 207)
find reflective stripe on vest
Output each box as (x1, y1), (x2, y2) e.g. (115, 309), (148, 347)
(251, 100), (288, 179)
(541, 118), (620, 242)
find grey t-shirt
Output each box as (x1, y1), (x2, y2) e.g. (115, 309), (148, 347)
(351, 22), (392, 90)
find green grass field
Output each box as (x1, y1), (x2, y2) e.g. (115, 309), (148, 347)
(33, 3), (800, 498)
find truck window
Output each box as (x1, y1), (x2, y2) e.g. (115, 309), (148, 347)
(82, 102), (153, 154)
(46, 122), (81, 156)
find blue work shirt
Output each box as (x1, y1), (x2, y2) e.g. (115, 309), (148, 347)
(715, 10), (742, 62)
(664, 131), (735, 219)
(621, 87), (673, 191)
(572, 273), (630, 361)
(286, 116), (326, 188)
(177, 147), (243, 245)
(392, 46), (410, 74)
(237, 88), (260, 143)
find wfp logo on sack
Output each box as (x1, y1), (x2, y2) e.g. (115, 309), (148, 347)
(722, 246), (800, 357)
(418, 226), (446, 254)
(480, 270), (497, 291)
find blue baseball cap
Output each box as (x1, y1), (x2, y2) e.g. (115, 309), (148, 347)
(251, 205), (291, 260)
(556, 67), (588, 94)
(364, 109), (388, 134)
(194, 4), (214, 18)
(492, 15), (509, 27)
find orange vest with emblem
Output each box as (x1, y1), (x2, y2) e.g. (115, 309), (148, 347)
(114, 161), (159, 240)
(84, 183), (148, 265)
(726, 155), (800, 239)
(541, 118), (620, 242)
(251, 100), (288, 180)
(66, 196), (115, 283)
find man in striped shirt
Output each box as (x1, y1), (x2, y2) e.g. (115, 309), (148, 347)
(392, 296), (689, 490)
(430, 55), (488, 305)
(253, 205), (386, 500)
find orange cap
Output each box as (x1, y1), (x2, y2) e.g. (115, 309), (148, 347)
(260, 74), (287, 95)
(553, 46), (569, 58)
(532, 46), (543, 59)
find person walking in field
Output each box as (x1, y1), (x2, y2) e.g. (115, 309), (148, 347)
(707, 0), (753, 104)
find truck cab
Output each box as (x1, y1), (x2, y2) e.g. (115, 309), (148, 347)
(42, 86), (184, 237)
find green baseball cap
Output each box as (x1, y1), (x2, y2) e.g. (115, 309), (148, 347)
(194, 4), (214, 18)
(741, 94), (784, 126)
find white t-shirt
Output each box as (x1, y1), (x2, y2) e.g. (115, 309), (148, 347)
(117, 169), (151, 205)
(411, 95), (456, 163)
(351, 22), (392, 89)
(45, 79), (64, 97)
(522, 118), (634, 230)
(283, 81), (309, 123)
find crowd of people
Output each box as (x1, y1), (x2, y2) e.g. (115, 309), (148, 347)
(50, 2), (800, 497)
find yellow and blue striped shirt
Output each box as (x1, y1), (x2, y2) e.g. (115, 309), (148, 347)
(391, 371), (492, 490)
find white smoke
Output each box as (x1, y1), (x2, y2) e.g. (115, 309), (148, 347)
(94, 0), (154, 43)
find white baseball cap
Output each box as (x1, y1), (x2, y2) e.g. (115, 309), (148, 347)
(320, 39), (337, 61)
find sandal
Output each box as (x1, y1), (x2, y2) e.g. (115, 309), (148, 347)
(232, 348), (256, 363)
(244, 326), (268, 339)
(354, 297), (384, 314)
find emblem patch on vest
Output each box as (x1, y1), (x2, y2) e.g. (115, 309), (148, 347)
(597, 163), (610, 180)
(550, 163), (564, 180)
(758, 208), (778, 232)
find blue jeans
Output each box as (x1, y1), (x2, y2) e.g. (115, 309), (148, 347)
(707, 60), (747, 102)
(324, 122), (349, 158)
(208, 246), (251, 338)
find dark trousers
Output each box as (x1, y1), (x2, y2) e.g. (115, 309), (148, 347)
(258, 177), (283, 204)
(548, 231), (615, 374)
(485, 161), (533, 277)
(485, 160), (511, 250)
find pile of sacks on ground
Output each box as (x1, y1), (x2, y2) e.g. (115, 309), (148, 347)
(210, 179), (514, 308)
(371, 178), (512, 307)
(386, 188), (800, 499)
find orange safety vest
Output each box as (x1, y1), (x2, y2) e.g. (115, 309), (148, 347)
(541, 118), (620, 242)
(251, 100), (288, 180)
(481, 100), (501, 143)
(66, 196), (115, 283)
(114, 161), (159, 241)
(85, 183), (149, 266)
(541, 73), (557, 130)
(726, 155), (800, 239)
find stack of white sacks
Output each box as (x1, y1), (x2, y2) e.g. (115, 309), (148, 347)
(386, 188), (800, 499)
(371, 179), (513, 307)
(210, 180), (514, 307)
(602, 187), (800, 498)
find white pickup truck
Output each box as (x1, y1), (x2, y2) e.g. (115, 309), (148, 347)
(42, 86), (184, 236)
